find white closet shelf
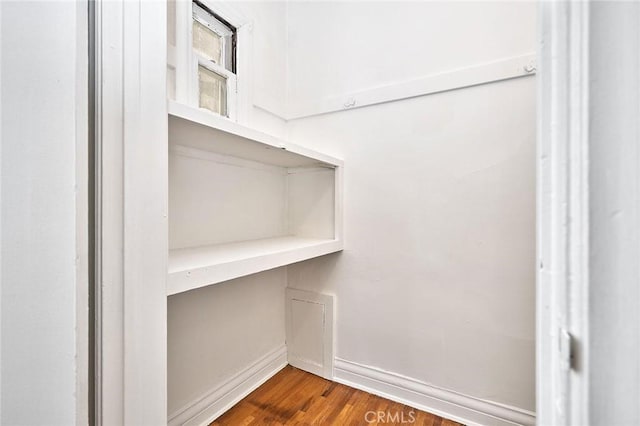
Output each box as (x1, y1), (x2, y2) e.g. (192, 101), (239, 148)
(168, 101), (343, 168)
(168, 236), (343, 295)
(167, 101), (344, 295)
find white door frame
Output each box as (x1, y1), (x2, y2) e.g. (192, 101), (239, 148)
(537, 1), (590, 425)
(538, 2), (640, 425)
(93, 1), (168, 424)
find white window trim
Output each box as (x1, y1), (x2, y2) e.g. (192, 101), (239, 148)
(192, 2), (232, 69)
(175, 0), (252, 125)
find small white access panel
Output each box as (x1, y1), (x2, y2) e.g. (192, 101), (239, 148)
(285, 288), (334, 379)
(167, 101), (344, 295)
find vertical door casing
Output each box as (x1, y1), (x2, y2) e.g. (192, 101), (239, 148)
(537, 2), (590, 424)
(94, 0), (168, 424)
(538, 2), (640, 425)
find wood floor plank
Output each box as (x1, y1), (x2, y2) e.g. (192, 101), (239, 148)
(210, 365), (465, 425)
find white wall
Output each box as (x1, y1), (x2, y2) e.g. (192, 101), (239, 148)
(286, 0), (536, 415)
(167, 0), (289, 417)
(0, 1), (88, 425)
(168, 268), (286, 414)
(287, 1), (535, 111)
(588, 2), (640, 424)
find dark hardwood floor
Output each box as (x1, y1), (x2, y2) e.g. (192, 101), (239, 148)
(211, 365), (464, 425)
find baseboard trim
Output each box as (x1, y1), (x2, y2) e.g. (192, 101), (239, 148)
(168, 345), (288, 426)
(334, 358), (535, 426)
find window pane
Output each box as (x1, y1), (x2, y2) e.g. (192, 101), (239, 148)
(193, 19), (222, 64)
(198, 66), (227, 116)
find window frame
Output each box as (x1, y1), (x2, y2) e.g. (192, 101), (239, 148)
(192, 2), (234, 72)
(190, 2), (236, 119)
(174, 0), (251, 123)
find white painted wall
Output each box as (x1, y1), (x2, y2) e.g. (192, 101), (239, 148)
(588, 2), (640, 424)
(169, 149), (288, 249)
(0, 1), (88, 425)
(167, 1), (289, 418)
(287, 1), (535, 112)
(168, 268), (286, 415)
(286, 0), (536, 415)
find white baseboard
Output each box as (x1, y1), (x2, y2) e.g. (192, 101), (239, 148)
(168, 345), (287, 426)
(167, 347), (535, 426)
(334, 358), (535, 426)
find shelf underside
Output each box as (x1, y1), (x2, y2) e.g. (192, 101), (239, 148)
(168, 101), (340, 168)
(168, 236), (342, 295)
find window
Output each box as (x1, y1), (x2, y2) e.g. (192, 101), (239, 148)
(197, 66), (227, 116)
(192, 1), (236, 117)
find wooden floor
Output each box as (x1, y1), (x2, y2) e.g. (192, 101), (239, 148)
(211, 366), (464, 425)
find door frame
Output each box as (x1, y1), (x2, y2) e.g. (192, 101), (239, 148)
(537, 1), (590, 425)
(93, 1), (168, 424)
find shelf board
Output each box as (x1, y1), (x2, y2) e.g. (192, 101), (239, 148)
(168, 101), (342, 168)
(168, 236), (343, 295)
